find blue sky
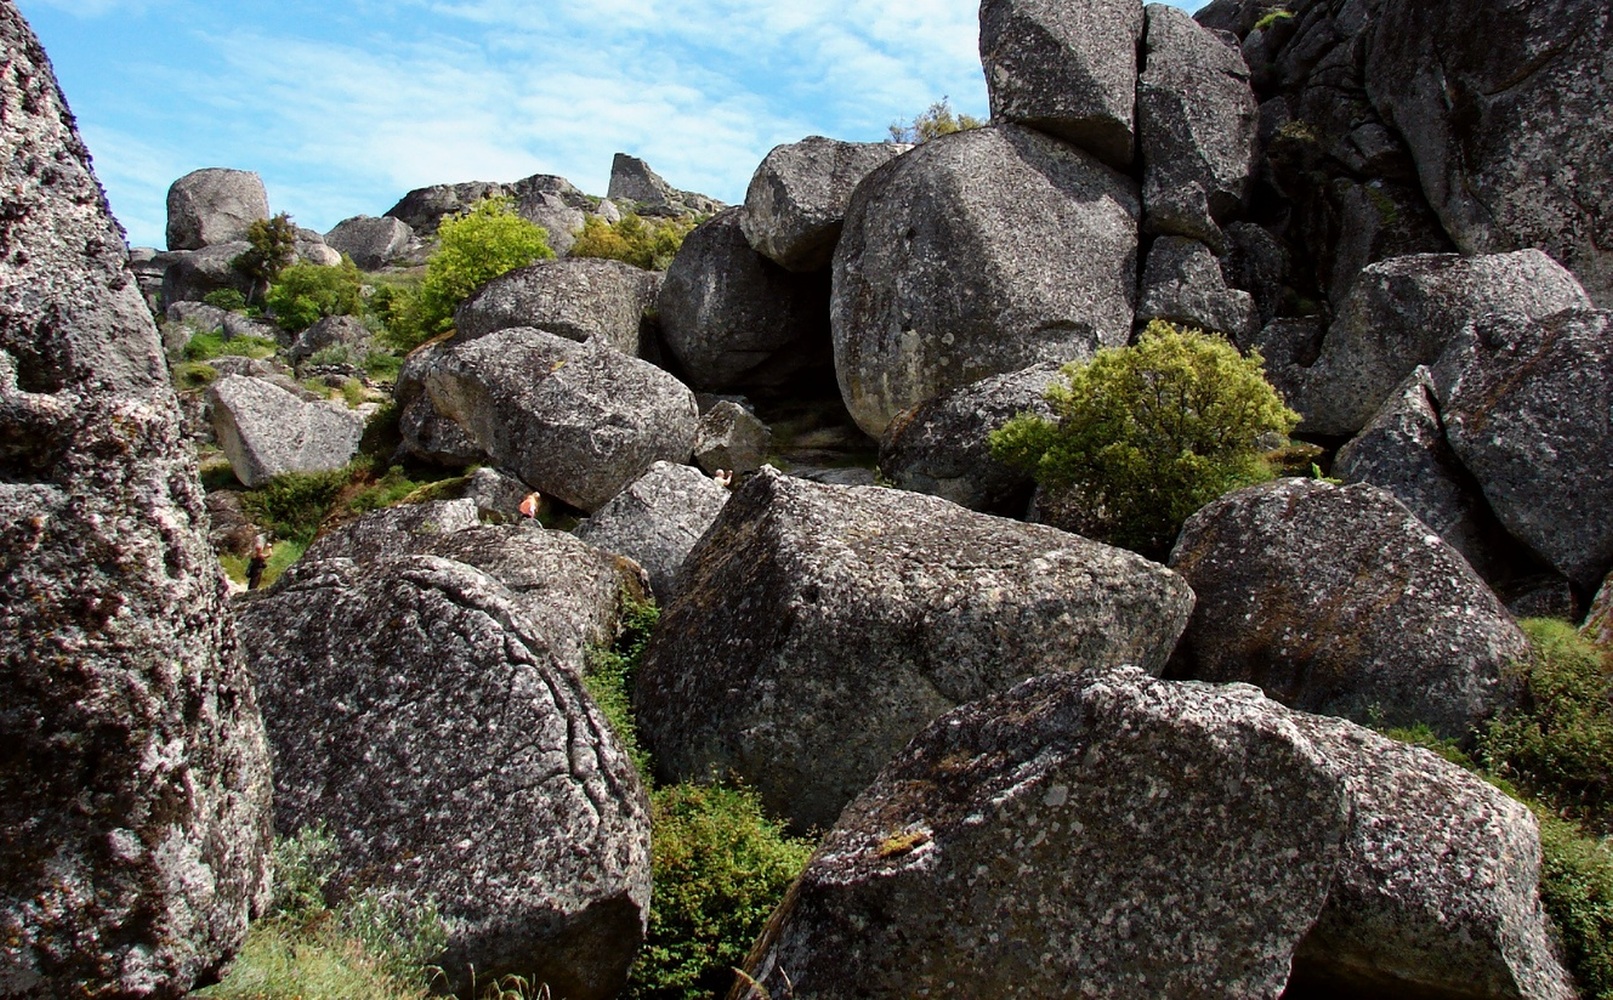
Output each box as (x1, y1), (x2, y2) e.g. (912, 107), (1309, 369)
(16, 0), (1204, 249)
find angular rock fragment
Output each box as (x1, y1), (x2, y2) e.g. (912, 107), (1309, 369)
(322, 214), (413, 270)
(207, 375), (365, 487)
(692, 400), (769, 474)
(574, 461), (731, 604)
(1135, 236), (1259, 341)
(455, 258), (659, 355)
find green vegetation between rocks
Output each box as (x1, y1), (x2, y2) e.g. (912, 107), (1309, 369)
(990, 320), (1300, 558)
(182, 329), (279, 362)
(378, 197), (555, 351)
(1385, 619), (1613, 998)
(265, 257), (365, 333)
(232, 212), (299, 304)
(570, 212), (696, 271)
(887, 96), (985, 144)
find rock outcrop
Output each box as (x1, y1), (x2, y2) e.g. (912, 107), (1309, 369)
(739, 669), (1573, 1000)
(239, 557), (650, 1000)
(165, 167), (269, 251)
(832, 124), (1138, 438)
(399, 327), (698, 510)
(636, 468), (1194, 831)
(606, 153), (722, 216)
(1168, 478), (1528, 739)
(1, 8), (272, 995)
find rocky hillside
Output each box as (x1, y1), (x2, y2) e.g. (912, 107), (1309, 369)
(5, 0), (1613, 996)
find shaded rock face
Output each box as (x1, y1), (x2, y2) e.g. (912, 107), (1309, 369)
(0, 7), (272, 995)
(207, 375), (365, 488)
(878, 361), (1062, 513)
(832, 124), (1138, 439)
(691, 400), (770, 474)
(636, 468), (1194, 832)
(978, 0), (1142, 168)
(739, 669), (1573, 1000)
(455, 258), (659, 355)
(401, 327), (698, 511)
(1168, 478), (1528, 740)
(165, 167), (269, 251)
(159, 242), (254, 307)
(1137, 3), (1258, 249)
(286, 314), (371, 365)
(656, 208), (832, 391)
(301, 503), (650, 672)
(1366, 0), (1613, 307)
(1135, 235), (1259, 340)
(1284, 250), (1591, 437)
(573, 460), (731, 605)
(1585, 577), (1613, 651)
(238, 557), (650, 1000)
(739, 136), (906, 273)
(1437, 308), (1613, 590)
(322, 214), (412, 270)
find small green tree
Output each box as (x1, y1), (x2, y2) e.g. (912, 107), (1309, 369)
(991, 320), (1300, 557)
(381, 197), (553, 350)
(570, 212), (694, 271)
(232, 211), (299, 304)
(888, 96), (986, 144)
(265, 257), (364, 333)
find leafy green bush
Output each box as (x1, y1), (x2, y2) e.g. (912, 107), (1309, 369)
(1537, 813), (1613, 999)
(570, 213), (695, 271)
(239, 468), (350, 545)
(182, 329), (279, 362)
(888, 96), (985, 144)
(629, 783), (814, 1000)
(232, 212), (299, 303)
(266, 257), (365, 333)
(990, 320), (1299, 557)
(382, 197), (554, 351)
(584, 597), (661, 777)
(203, 288), (249, 312)
(1480, 618), (1613, 833)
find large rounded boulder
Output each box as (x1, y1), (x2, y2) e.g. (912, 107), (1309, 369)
(739, 136), (907, 272)
(455, 258), (660, 354)
(636, 467), (1193, 832)
(738, 668), (1573, 1000)
(165, 167), (270, 251)
(1, 8), (272, 995)
(1168, 478), (1529, 739)
(238, 556), (651, 1000)
(832, 124), (1138, 438)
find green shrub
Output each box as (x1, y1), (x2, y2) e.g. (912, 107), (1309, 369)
(1538, 814), (1613, 999)
(1479, 618), (1613, 833)
(232, 212), (299, 303)
(384, 197), (554, 351)
(239, 468), (350, 545)
(203, 288), (249, 312)
(629, 783), (814, 1000)
(172, 361), (218, 390)
(266, 257), (365, 333)
(583, 597), (661, 778)
(570, 213), (695, 271)
(990, 320), (1299, 557)
(305, 343), (361, 368)
(888, 96), (985, 144)
(182, 329), (279, 362)
(365, 350), (405, 383)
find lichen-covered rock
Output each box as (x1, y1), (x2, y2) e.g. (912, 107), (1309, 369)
(238, 556), (650, 1000)
(1135, 236), (1259, 341)
(165, 167), (269, 251)
(878, 362), (1062, 512)
(287, 314), (371, 365)
(1437, 308), (1613, 589)
(1168, 478), (1528, 739)
(1366, 0), (1613, 306)
(574, 461), (731, 604)
(738, 669), (1572, 1000)
(636, 467), (1194, 831)
(692, 400), (770, 474)
(1137, 3), (1258, 248)
(0, 7), (272, 994)
(207, 375), (365, 487)
(832, 125), (1138, 438)
(1283, 250), (1590, 436)
(656, 209), (831, 390)
(401, 327), (698, 511)
(978, 0), (1142, 168)
(159, 242), (254, 307)
(322, 214), (412, 270)
(455, 258), (659, 355)
(739, 137), (906, 272)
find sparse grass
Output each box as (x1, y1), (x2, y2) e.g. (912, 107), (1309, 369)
(584, 597), (661, 778)
(183, 329), (279, 362)
(364, 351), (405, 383)
(1253, 7), (1293, 31)
(173, 361), (219, 390)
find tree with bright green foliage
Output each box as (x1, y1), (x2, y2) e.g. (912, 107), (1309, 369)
(991, 320), (1299, 557)
(888, 96), (986, 144)
(569, 212), (695, 271)
(265, 256), (365, 333)
(380, 197), (554, 350)
(232, 212), (299, 304)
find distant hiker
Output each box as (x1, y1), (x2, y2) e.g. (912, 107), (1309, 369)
(518, 491), (541, 519)
(712, 469), (733, 489)
(246, 534), (272, 590)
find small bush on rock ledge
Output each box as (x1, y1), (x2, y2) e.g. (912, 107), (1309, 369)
(991, 320), (1299, 558)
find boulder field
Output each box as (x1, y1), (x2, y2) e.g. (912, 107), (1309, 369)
(6, 0), (1613, 995)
